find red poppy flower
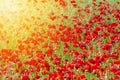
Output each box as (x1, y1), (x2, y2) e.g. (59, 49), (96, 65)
(114, 60), (120, 64)
(102, 43), (112, 51)
(49, 12), (56, 21)
(22, 75), (30, 80)
(59, 0), (67, 7)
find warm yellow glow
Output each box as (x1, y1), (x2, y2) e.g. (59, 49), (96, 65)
(0, 0), (19, 13)
(0, 0), (62, 49)
(0, 0), (20, 23)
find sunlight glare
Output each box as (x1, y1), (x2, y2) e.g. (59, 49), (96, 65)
(0, 0), (19, 13)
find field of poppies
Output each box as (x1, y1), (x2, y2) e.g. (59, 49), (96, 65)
(0, 0), (120, 80)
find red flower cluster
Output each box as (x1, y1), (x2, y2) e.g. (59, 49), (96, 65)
(0, 0), (120, 80)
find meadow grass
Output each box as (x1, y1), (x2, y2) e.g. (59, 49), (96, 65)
(0, 0), (119, 79)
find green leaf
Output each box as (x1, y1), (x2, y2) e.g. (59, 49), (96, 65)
(85, 72), (99, 80)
